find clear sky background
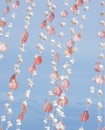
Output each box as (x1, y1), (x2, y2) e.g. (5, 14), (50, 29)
(0, 0), (105, 130)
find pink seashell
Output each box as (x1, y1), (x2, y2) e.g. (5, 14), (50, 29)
(53, 86), (62, 96)
(21, 31), (29, 44)
(9, 79), (18, 90)
(22, 104), (27, 113)
(80, 111), (89, 122)
(94, 75), (105, 85)
(46, 12), (55, 22)
(3, 6), (10, 14)
(18, 112), (25, 122)
(66, 39), (75, 48)
(94, 62), (103, 72)
(50, 71), (59, 80)
(64, 48), (73, 56)
(26, 0), (33, 4)
(98, 30), (105, 38)
(28, 64), (36, 73)
(74, 33), (82, 41)
(61, 79), (70, 91)
(56, 121), (65, 130)
(47, 26), (55, 35)
(0, 20), (6, 27)
(70, 4), (78, 12)
(58, 96), (68, 106)
(34, 56), (42, 65)
(40, 20), (47, 29)
(60, 10), (68, 17)
(43, 101), (53, 113)
(54, 53), (60, 62)
(102, 127), (105, 130)
(0, 43), (7, 52)
(12, 1), (20, 9)
(76, 0), (84, 7)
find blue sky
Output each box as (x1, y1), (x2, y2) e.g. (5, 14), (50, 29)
(0, 0), (105, 130)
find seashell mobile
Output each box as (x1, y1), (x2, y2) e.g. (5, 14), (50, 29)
(0, 0), (104, 130)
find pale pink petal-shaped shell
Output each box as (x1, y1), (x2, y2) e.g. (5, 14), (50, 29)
(98, 30), (105, 38)
(40, 20), (47, 29)
(95, 75), (105, 85)
(94, 62), (103, 72)
(28, 64), (36, 73)
(50, 71), (59, 80)
(61, 79), (70, 91)
(56, 121), (65, 130)
(47, 26), (55, 35)
(64, 48), (73, 56)
(18, 112), (25, 122)
(26, 0), (33, 4)
(60, 10), (68, 17)
(21, 31), (29, 44)
(3, 6), (10, 14)
(102, 127), (105, 130)
(0, 43), (7, 52)
(22, 104), (27, 113)
(12, 1), (20, 9)
(70, 4), (78, 12)
(54, 53), (60, 62)
(58, 96), (68, 106)
(53, 86), (62, 96)
(76, 0), (84, 7)
(80, 111), (89, 122)
(66, 39), (75, 48)
(43, 101), (53, 113)
(74, 33), (82, 41)
(46, 12), (55, 22)
(34, 56), (42, 65)
(9, 79), (18, 90)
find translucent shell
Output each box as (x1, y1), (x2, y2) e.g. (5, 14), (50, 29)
(61, 79), (70, 91)
(98, 30), (105, 38)
(47, 26), (55, 35)
(43, 101), (53, 113)
(9, 74), (18, 90)
(21, 31), (29, 44)
(94, 62), (104, 72)
(53, 86), (62, 96)
(34, 56), (42, 65)
(70, 4), (78, 12)
(58, 96), (68, 106)
(12, 1), (20, 9)
(3, 6), (10, 14)
(66, 39), (75, 48)
(76, 0), (84, 7)
(0, 43), (7, 52)
(94, 75), (105, 85)
(74, 33), (82, 41)
(64, 48), (73, 56)
(50, 71), (59, 80)
(28, 64), (36, 73)
(54, 53), (60, 62)
(55, 121), (65, 130)
(102, 127), (105, 130)
(80, 111), (89, 122)
(22, 104), (27, 113)
(60, 10), (68, 17)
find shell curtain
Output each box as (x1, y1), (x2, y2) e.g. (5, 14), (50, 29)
(0, 0), (105, 130)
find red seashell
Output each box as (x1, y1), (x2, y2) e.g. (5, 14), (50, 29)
(43, 101), (53, 113)
(80, 111), (89, 122)
(76, 0), (84, 7)
(22, 104), (27, 113)
(21, 31), (29, 44)
(46, 12), (55, 22)
(53, 86), (62, 96)
(9, 79), (18, 90)
(70, 4), (78, 12)
(34, 56), (42, 65)
(64, 48), (73, 56)
(0, 20), (6, 27)
(58, 96), (68, 106)
(18, 112), (25, 122)
(40, 20), (47, 29)
(74, 33), (82, 41)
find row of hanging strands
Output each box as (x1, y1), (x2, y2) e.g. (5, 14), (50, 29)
(0, 0), (18, 60)
(0, 0), (20, 129)
(0, 0), (35, 130)
(79, 1), (105, 130)
(43, 0), (91, 130)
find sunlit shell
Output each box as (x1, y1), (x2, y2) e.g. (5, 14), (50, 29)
(94, 75), (105, 85)
(98, 30), (105, 38)
(12, 1), (20, 9)
(18, 112), (25, 122)
(3, 6), (10, 14)
(61, 79), (70, 91)
(43, 101), (53, 113)
(74, 33), (82, 41)
(0, 20), (6, 27)
(64, 48), (73, 56)
(66, 39), (75, 48)
(34, 55), (42, 65)
(94, 62), (103, 72)
(9, 79), (18, 90)
(56, 121), (65, 130)
(46, 12), (55, 22)
(50, 71), (59, 80)
(60, 10), (68, 17)
(0, 43), (7, 52)
(21, 31), (29, 44)
(54, 53), (60, 62)
(58, 96), (68, 106)
(76, 0), (84, 7)
(80, 111), (89, 122)
(47, 26), (55, 35)
(40, 20), (47, 29)
(53, 86), (62, 96)
(70, 4), (78, 12)
(28, 64), (36, 73)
